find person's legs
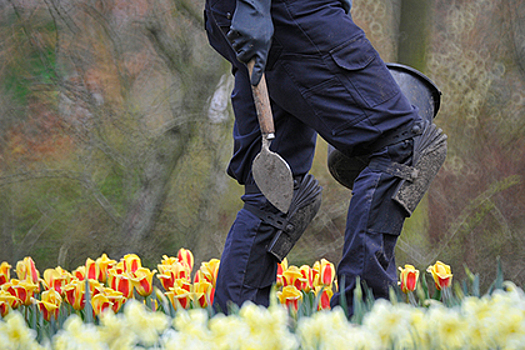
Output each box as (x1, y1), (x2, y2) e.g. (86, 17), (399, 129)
(206, 0), (423, 314)
(265, 0), (422, 313)
(329, 140), (413, 312)
(213, 192), (278, 313)
(205, 5), (318, 312)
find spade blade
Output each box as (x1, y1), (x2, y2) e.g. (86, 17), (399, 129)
(252, 143), (294, 214)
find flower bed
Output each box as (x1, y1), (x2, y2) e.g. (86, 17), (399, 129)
(1, 250), (523, 349)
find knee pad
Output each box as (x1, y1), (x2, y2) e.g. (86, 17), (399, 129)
(244, 174), (322, 261)
(392, 122), (447, 216)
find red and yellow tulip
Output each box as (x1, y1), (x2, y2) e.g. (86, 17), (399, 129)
(193, 280), (214, 308)
(37, 289), (61, 321)
(194, 259), (220, 287)
(0, 262), (11, 286)
(177, 248), (194, 271)
(276, 258), (288, 288)
(0, 289), (17, 317)
(314, 258), (336, 288)
(107, 270), (134, 299)
(166, 281), (192, 310)
(91, 293), (113, 316)
(72, 266), (86, 281)
(122, 254), (142, 274)
(63, 278), (86, 311)
(15, 257), (40, 288)
(157, 262), (191, 291)
(277, 285), (303, 312)
(299, 265), (315, 293)
(427, 261), (453, 290)
(95, 253), (116, 284)
(315, 286), (334, 311)
(0, 249), (347, 320)
(282, 265), (306, 290)
(102, 287), (126, 313)
(85, 258), (101, 282)
(2, 279), (39, 307)
(130, 267), (157, 297)
(43, 266), (72, 296)
(399, 265), (420, 294)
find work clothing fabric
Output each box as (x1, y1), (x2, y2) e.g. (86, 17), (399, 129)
(205, 0), (422, 315)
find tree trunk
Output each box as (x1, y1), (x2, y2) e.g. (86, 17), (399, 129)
(397, 0), (433, 71)
(394, 0), (434, 265)
(118, 125), (192, 253)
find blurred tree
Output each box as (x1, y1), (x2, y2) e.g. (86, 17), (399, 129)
(0, 0), (230, 269)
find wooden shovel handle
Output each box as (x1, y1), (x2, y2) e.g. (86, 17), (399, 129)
(248, 60), (275, 140)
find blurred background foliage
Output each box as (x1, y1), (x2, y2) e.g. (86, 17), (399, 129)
(0, 0), (524, 291)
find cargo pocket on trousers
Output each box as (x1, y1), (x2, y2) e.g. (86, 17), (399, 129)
(366, 231), (398, 273)
(366, 144), (412, 236)
(329, 36), (399, 108)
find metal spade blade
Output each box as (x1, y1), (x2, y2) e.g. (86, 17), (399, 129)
(252, 138), (294, 213)
(248, 60), (294, 213)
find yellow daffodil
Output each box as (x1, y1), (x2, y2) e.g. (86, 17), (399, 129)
(1, 312), (43, 348)
(123, 299), (169, 346)
(53, 315), (104, 350)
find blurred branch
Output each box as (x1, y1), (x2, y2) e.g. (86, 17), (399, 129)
(508, 0), (525, 77)
(144, 18), (189, 76)
(42, 0), (80, 35)
(428, 175), (522, 265)
(0, 170), (122, 224)
(173, 0), (204, 27)
(14, 208), (57, 262)
(6, 0), (58, 81)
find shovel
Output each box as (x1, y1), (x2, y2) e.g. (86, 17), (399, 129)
(248, 60), (294, 214)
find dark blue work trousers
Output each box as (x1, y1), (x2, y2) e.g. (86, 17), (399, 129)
(205, 0), (421, 315)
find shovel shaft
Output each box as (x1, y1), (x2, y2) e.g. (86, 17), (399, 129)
(248, 60), (275, 140)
